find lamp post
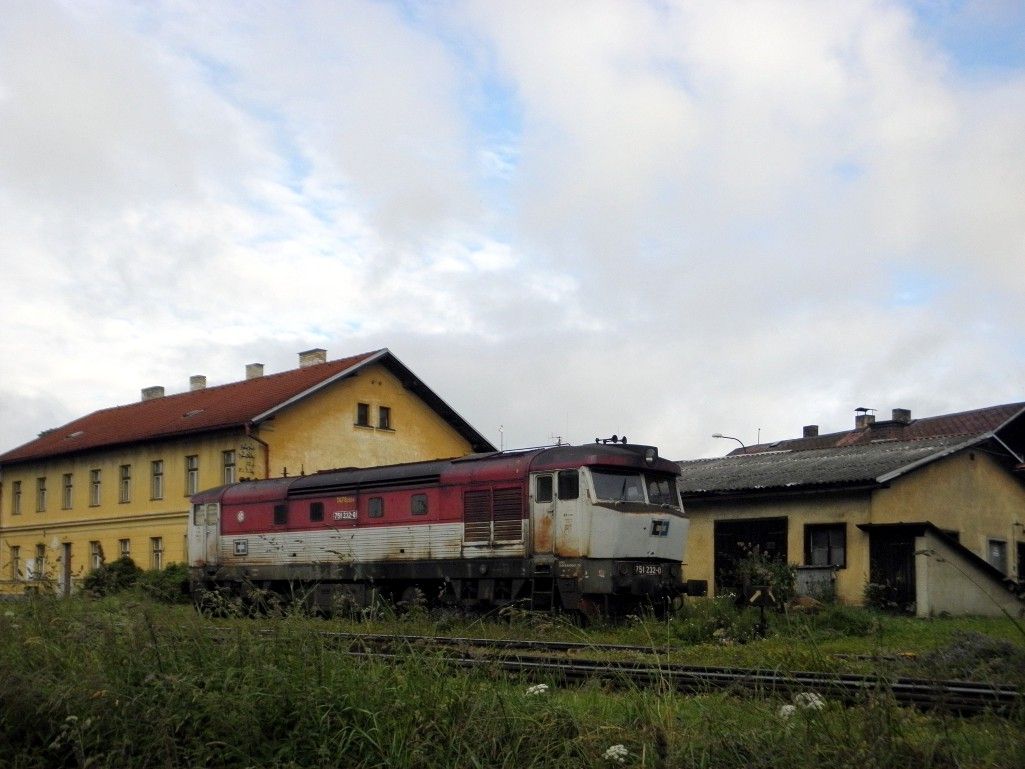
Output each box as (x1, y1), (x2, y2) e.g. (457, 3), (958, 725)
(712, 433), (746, 450)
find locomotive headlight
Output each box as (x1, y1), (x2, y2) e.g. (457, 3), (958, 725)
(644, 448), (657, 464)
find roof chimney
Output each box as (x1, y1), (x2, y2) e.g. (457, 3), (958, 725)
(855, 409), (876, 429)
(246, 363), (265, 380)
(803, 425), (819, 438)
(892, 408), (911, 424)
(190, 375), (207, 391)
(141, 386), (165, 401)
(298, 348), (327, 368)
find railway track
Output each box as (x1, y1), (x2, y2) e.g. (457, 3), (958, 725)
(212, 629), (1024, 716)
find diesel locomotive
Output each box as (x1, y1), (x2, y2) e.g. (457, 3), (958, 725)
(187, 441), (688, 615)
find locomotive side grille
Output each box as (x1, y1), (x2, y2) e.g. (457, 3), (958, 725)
(463, 490), (491, 544)
(492, 487), (523, 542)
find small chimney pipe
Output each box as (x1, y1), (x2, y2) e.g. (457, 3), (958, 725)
(141, 386), (165, 401)
(803, 425), (819, 438)
(298, 348), (327, 368)
(190, 375), (207, 391)
(246, 363), (265, 380)
(892, 408), (911, 424)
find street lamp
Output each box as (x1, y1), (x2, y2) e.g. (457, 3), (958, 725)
(712, 433), (746, 450)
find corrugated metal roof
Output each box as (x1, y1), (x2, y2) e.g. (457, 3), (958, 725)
(678, 435), (975, 495)
(731, 402), (1025, 455)
(0, 349), (495, 463)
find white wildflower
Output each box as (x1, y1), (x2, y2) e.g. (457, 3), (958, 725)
(794, 692), (826, 710)
(778, 704), (797, 719)
(525, 683), (549, 696)
(603, 744), (629, 764)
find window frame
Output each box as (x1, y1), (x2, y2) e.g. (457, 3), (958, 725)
(356, 402), (371, 427)
(61, 474), (74, 510)
(368, 496), (384, 519)
(222, 450), (236, 485)
(411, 493), (428, 516)
(310, 501), (324, 522)
(10, 545), (20, 581)
(90, 541), (103, 570)
(535, 475), (553, 503)
(118, 464), (132, 504)
(11, 480), (21, 515)
(89, 469), (101, 507)
(378, 405), (391, 430)
(987, 538), (1008, 574)
(36, 477), (47, 512)
(185, 455), (199, 496)
(557, 470), (579, 500)
(150, 537), (164, 570)
(151, 460), (164, 500)
(34, 544), (45, 580)
(119, 539), (131, 559)
(804, 523), (847, 569)
(273, 504), (288, 526)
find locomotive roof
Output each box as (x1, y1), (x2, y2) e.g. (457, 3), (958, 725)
(190, 443), (679, 503)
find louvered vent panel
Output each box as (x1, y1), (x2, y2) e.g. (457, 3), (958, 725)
(492, 487), (523, 541)
(463, 490), (491, 543)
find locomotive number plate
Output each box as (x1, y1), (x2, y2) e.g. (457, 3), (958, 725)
(333, 510), (357, 521)
(634, 564), (663, 576)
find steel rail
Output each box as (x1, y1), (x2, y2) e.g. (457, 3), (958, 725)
(208, 629), (1023, 716)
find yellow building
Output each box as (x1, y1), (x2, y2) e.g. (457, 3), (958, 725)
(678, 404), (1025, 617)
(0, 348), (494, 595)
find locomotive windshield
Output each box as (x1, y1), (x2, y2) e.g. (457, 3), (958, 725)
(590, 469), (646, 502)
(645, 475), (679, 507)
(590, 468), (681, 508)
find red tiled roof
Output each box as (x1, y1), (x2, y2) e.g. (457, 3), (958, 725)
(735, 402), (1025, 455)
(0, 350), (382, 464)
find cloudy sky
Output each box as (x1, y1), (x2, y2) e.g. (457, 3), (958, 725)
(1, 0), (1023, 460)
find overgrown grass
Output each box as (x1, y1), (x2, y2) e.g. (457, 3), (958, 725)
(1, 593), (1024, 768)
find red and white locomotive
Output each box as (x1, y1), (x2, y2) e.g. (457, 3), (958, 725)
(188, 441), (688, 614)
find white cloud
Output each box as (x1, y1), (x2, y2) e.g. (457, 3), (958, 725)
(1, 0), (1023, 461)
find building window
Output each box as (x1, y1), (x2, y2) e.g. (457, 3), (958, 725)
(805, 524), (847, 568)
(368, 497), (383, 519)
(11, 481), (21, 515)
(89, 469), (101, 506)
(185, 455), (199, 496)
(356, 402), (370, 426)
(119, 465), (132, 504)
(222, 450), (236, 485)
(90, 541), (103, 570)
(150, 537), (164, 570)
(273, 504), (288, 526)
(411, 493), (428, 516)
(35, 477), (46, 512)
(119, 539), (131, 559)
(535, 475), (553, 503)
(10, 546), (20, 581)
(988, 539), (1008, 574)
(310, 502), (324, 522)
(151, 460), (164, 500)
(61, 474), (73, 509)
(378, 406), (391, 430)
(34, 544), (45, 580)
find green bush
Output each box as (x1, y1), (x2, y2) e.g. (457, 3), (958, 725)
(136, 563), (190, 604)
(81, 557), (141, 596)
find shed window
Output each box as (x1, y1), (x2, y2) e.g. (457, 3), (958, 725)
(557, 470), (579, 500)
(535, 475), (553, 503)
(805, 524), (846, 568)
(368, 497), (384, 519)
(310, 502), (324, 522)
(988, 539), (1008, 574)
(356, 403), (370, 426)
(273, 504), (288, 526)
(411, 493), (428, 515)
